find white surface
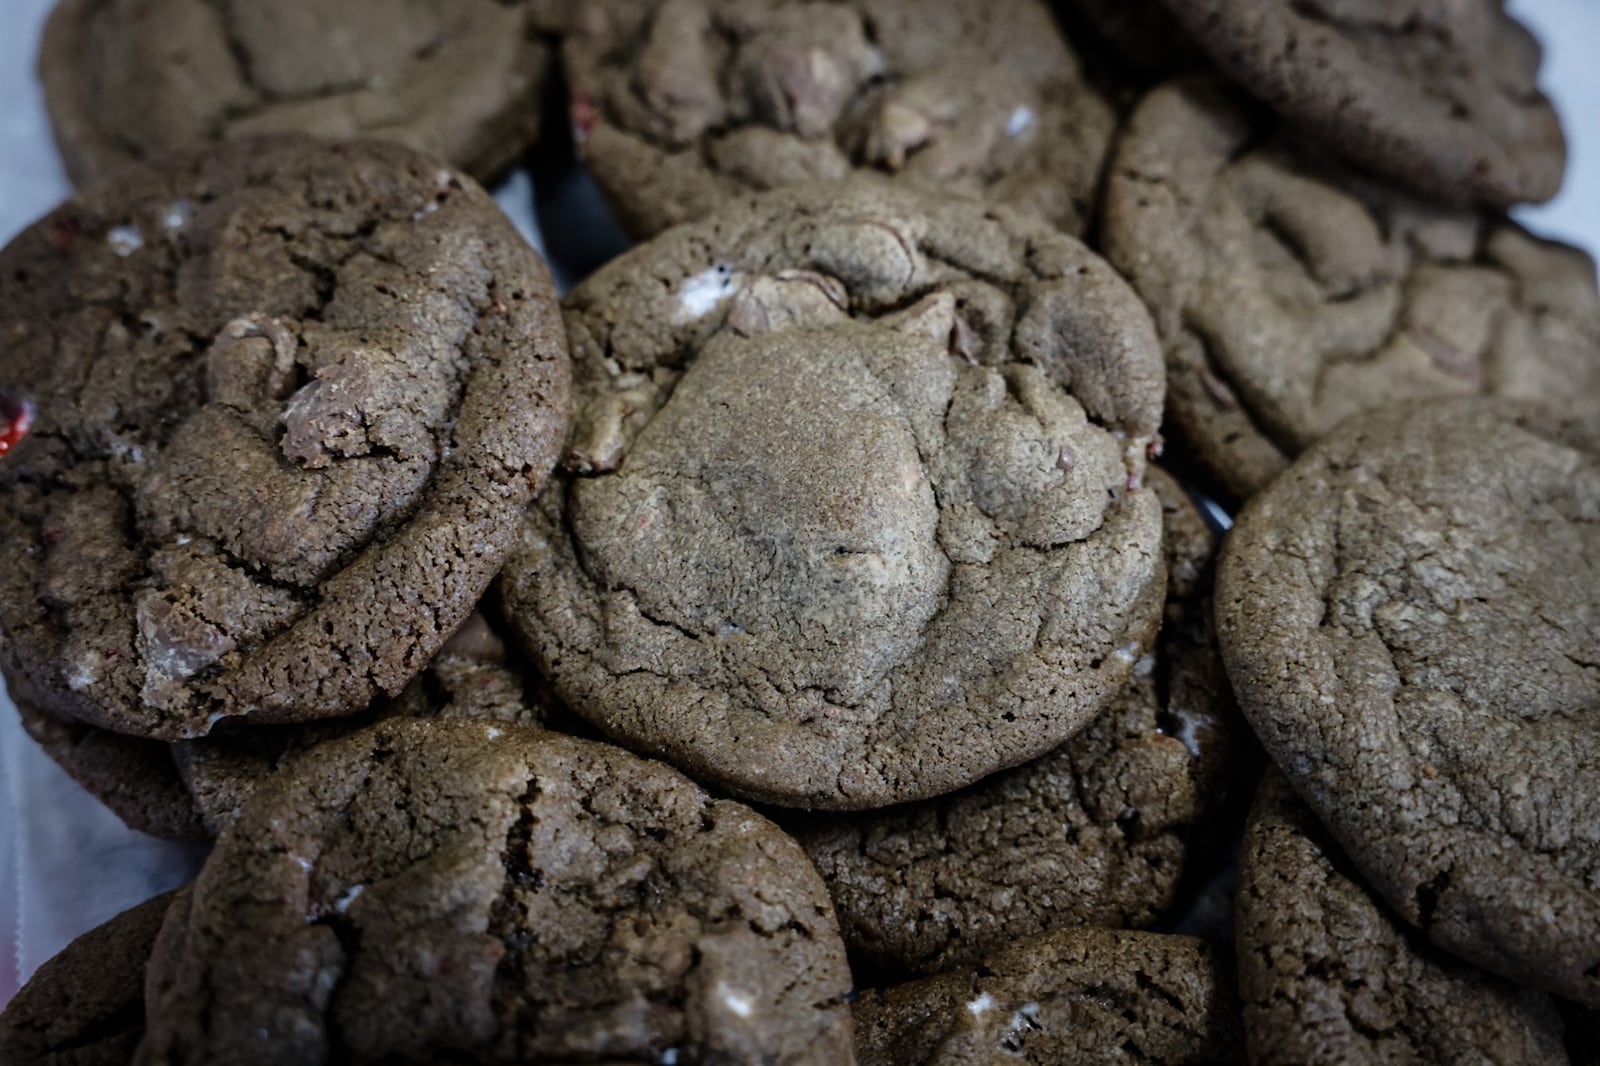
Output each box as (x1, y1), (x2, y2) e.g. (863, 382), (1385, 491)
(0, 0), (1597, 1013)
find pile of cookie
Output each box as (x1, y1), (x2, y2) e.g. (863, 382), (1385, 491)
(1, 0), (1596, 1062)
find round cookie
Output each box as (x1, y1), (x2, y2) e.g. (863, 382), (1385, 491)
(0, 889), (177, 1066)
(561, 0), (1117, 238)
(14, 694), (204, 841)
(1155, 0), (1564, 208)
(1238, 770), (1569, 1065)
(1102, 77), (1600, 500)
(790, 468), (1238, 972)
(1216, 398), (1600, 1005)
(39, 0), (550, 188)
(0, 138), (570, 742)
(137, 718), (855, 1064)
(853, 928), (1242, 1064)
(498, 176), (1167, 809)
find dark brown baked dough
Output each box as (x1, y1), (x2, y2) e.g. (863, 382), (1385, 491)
(0, 889), (177, 1066)
(1237, 770), (1569, 1065)
(1103, 78), (1600, 499)
(498, 176), (1167, 809)
(0, 138), (570, 742)
(792, 469), (1239, 972)
(1216, 398), (1600, 1006)
(136, 718), (856, 1064)
(560, 0), (1117, 238)
(172, 611), (558, 836)
(39, 0), (550, 187)
(1155, 0), (1565, 208)
(14, 694), (204, 841)
(853, 928), (1242, 1064)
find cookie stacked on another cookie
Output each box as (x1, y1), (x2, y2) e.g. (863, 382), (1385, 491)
(498, 175), (1169, 810)
(1237, 771), (1571, 1064)
(40, 0), (554, 186)
(0, 137), (571, 744)
(1155, 0), (1566, 208)
(137, 717), (857, 1064)
(1102, 77), (1600, 500)
(853, 927), (1242, 1065)
(1218, 399), (1600, 1007)
(789, 469), (1241, 974)
(557, 0), (1117, 238)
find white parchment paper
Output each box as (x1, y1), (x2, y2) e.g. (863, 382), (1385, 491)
(1, 0), (1596, 1012)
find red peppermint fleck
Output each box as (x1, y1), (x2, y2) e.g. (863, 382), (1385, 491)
(47, 219), (78, 251)
(0, 394), (34, 456)
(571, 93), (599, 143)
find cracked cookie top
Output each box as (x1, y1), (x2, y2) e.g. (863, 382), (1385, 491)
(1237, 771), (1568, 1065)
(559, 0), (1117, 238)
(1216, 398), (1600, 1006)
(789, 469), (1240, 972)
(0, 137), (570, 741)
(852, 928), (1242, 1065)
(172, 611), (560, 837)
(136, 718), (856, 1065)
(497, 177), (1166, 809)
(0, 890), (177, 1066)
(1155, 0), (1565, 208)
(39, 0), (551, 188)
(1103, 78), (1600, 500)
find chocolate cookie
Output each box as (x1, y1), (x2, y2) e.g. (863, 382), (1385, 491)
(1216, 398), (1600, 1005)
(14, 695), (204, 841)
(792, 468), (1238, 972)
(498, 176), (1167, 809)
(39, 0), (550, 187)
(137, 718), (855, 1064)
(173, 611), (557, 836)
(1238, 770), (1569, 1065)
(1103, 78), (1600, 499)
(1156, 0), (1564, 207)
(560, 0), (1117, 238)
(0, 889), (177, 1066)
(0, 138), (570, 742)
(853, 928), (1242, 1064)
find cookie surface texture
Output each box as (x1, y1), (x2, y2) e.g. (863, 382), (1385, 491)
(137, 718), (856, 1064)
(1237, 770), (1569, 1065)
(39, 0), (550, 186)
(171, 612), (556, 837)
(1103, 78), (1600, 499)
(562, 0), (1116, 237)
(15, 695), (204, 840)
(794, 468), (1237, 970)
(1156, 0), (1565, 207)
(0, 890), (178, 1066)
(1217, 398), (1600, 1004)
(853, 928), (1242, 1064)
(0, 137), (570, 741)
(498, 176), (1167, 809)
